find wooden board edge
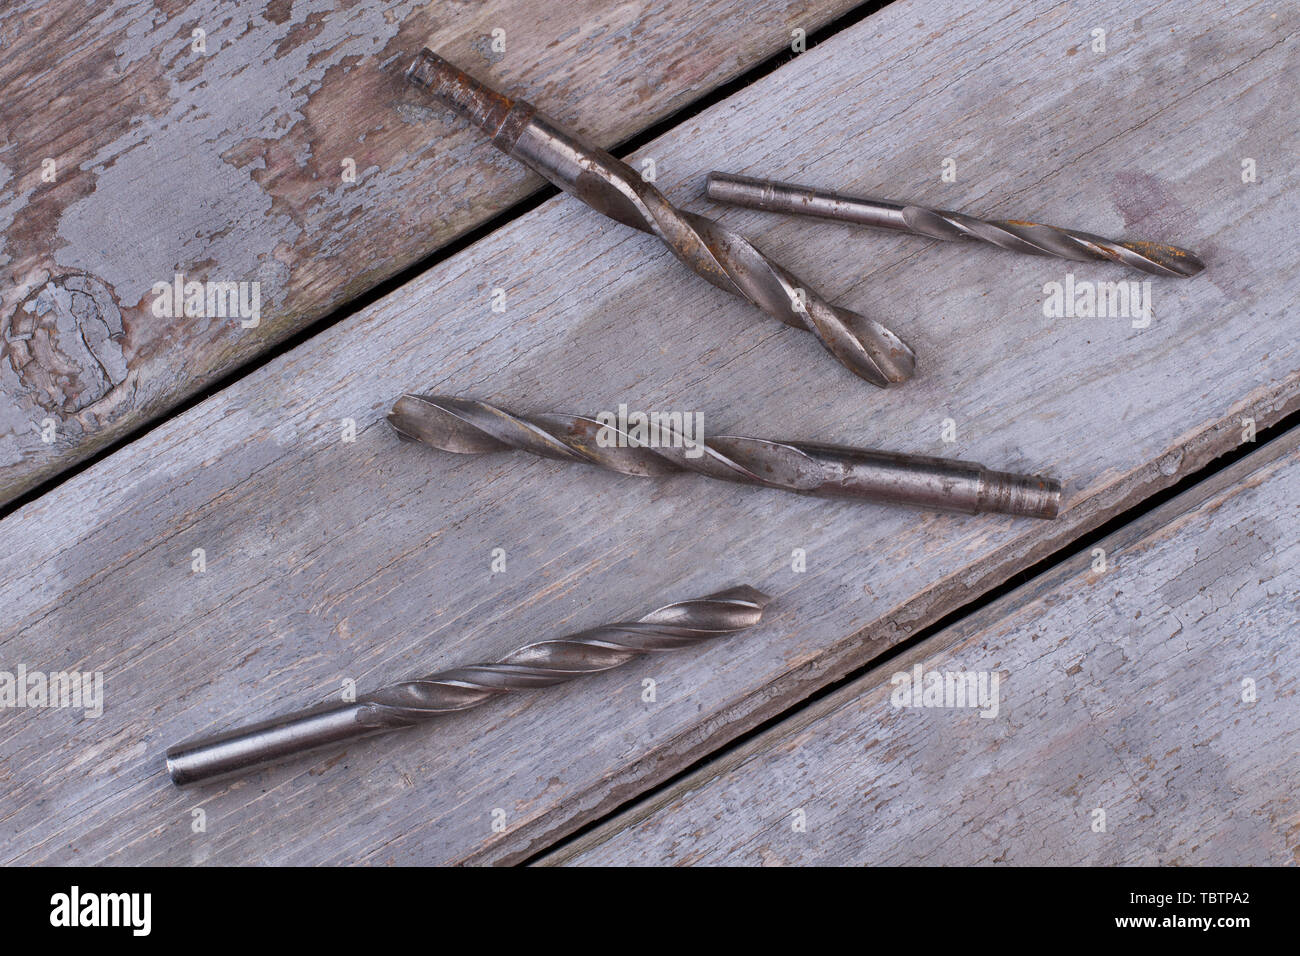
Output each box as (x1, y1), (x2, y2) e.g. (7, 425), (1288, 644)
(535, 419), (1300, 866)
(459, 381), (1300, 864)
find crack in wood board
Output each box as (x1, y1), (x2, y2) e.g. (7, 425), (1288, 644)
(540, 428), (1300, 865)
(0, 0), (861, 505)
(0, 0), (1296, 864)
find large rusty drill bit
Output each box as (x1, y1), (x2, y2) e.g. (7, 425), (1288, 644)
(166, 586), (770, 787)
(706, 172), (1205, 279)
(405, 49), (915, 389)
(389, 394), (1063, 519)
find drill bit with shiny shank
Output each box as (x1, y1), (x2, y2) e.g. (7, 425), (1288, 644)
(167, 586), (771, 787)
(405, 49), (915, 389)
(390, 394), (1062, 519)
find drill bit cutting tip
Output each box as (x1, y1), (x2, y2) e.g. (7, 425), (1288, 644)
(390, 394), (1063, 519)
(706, 172), (1204, 279)
(405, 49), (916, 388)
(166, 586), (770, 787)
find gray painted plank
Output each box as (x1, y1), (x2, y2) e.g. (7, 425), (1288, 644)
(0, 0), (858, 505)
(0, 0), (1297, 865)
(546, 429), (1300, 866)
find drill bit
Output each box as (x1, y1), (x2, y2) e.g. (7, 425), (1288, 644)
(166, 586), (770, 787)
(405, 49), (915, 389)
(706, 172), (1205, 279)
(389, 394), (1063, 519)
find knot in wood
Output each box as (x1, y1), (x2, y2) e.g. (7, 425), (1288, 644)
(5, 273), (128, 414)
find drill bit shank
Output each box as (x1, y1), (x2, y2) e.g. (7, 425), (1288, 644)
(706, 172), (1204, 279)
(405, 49), (916, 388)
(166, 586), (770, 787)
(390, 395), (1062, 519)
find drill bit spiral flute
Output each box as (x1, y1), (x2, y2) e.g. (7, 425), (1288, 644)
(390, 395), (1062, 519)
(166, 586), (769, 786)
(706, 172), (1205, 279)
(405, 49), (915, 388)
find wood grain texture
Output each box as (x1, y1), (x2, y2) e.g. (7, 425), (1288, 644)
(546, 430), (1300, 866)
(0, 0), (857, 505)
(0, 0), (1296, 865)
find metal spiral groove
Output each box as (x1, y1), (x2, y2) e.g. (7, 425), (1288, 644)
(356, 587), (770, 727)
(405, 49), (916, 388)
(390, 393), (790, 489)
(706, 172), (1204, 279)
(166, 587), (769, 786)
(389, 394), (1063, 519)
(900, 207), (1203, 277)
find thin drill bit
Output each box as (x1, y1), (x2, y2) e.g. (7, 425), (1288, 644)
(389, 394), (1063, 519)
(405, 49), (916, 389)
(166, 586), (770, 787)
(706, 172), (1205, 279)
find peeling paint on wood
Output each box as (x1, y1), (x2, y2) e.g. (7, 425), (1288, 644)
(0, 0), (856, 500)
(0, 0), (1296, 865)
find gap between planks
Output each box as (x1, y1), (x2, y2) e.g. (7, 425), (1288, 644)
(0, 0), (876, 509)
(527, 410), (1300, 864)
(539, 423), (1300, 865)
(0, 0), (1295, 866)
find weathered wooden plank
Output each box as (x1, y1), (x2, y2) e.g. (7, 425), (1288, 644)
(1, 0), (1296, 865)
(545, 429), (1300, 866)
(0, 0), (858, 505)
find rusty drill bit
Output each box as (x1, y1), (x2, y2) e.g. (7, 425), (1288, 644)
(166, 586), (770, 787)
(706, 172), (1205, 279)
(405, 49), (915, 388)
(390, 394), (1062, 519)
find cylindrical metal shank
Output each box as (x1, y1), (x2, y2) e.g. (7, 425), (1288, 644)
(706, 171), (910, 232)
(791, 443), (1061, 518)
(165, 702), (391, 787)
